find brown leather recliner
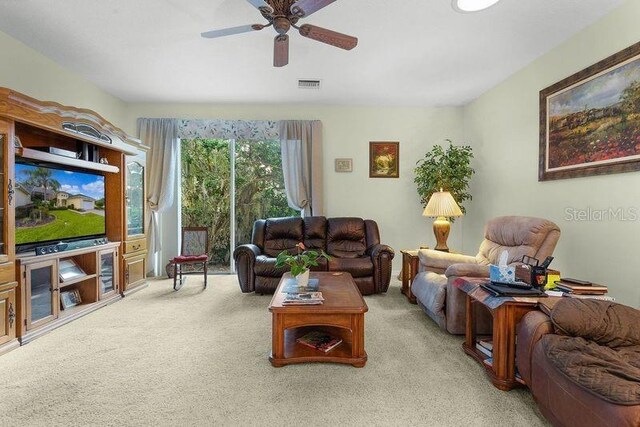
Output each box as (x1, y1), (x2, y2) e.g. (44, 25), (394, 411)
(233, 216), (395, 295)
(517, 299), (640, 427)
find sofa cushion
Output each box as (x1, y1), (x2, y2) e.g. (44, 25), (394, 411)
(532, 342), (640, 427)
(263, 217), (304, 257)
(328, 257), (373, 278)
(541, 334), (640, 405)
(304, 216), (327, 252)
(326, 217), (367, 258)
(551, 299), (640, 348)
(477, 216), (560, 264)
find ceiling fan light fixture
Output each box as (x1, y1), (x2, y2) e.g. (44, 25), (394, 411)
(452, 0), (501, 13)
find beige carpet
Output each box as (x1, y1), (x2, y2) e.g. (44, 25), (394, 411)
(0, 276), (548, 426)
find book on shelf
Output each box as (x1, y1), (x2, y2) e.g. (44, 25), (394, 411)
(564, 293), (615, 301)
(281, 278), (319, 294)
(546, 289), (614, 301)
(296, 331), (342, 353)
(476, 338), (493, 355)
(554, 281), (608, 293)
(282, 292), (324, 305)
(554, 285), (607, 295)
(475, 342), (492, 358)
(59, 259), (87, 282)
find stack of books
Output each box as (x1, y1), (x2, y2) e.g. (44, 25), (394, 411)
(475, 339), (493, 358)
(549, 279), (614, 301)
(282, 292), (324, 305)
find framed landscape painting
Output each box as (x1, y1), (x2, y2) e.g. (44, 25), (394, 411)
(369, 142), (399, 178)
(540, 41), (640, 181)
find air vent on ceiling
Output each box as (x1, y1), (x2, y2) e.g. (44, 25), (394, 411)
(298, 79), (321, 90)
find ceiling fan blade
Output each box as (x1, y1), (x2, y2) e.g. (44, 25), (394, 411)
(291, 0), (336, 18)
(274, 35), (289, 67)
(246, 0), (273, 13)
(201, 24), (265, 39)
(298, 24), (358, 50)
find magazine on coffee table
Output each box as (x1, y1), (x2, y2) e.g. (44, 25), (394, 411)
(296, 331), (342, 353)
(281, 278), (319, 293)
(282, 292), (324, 305)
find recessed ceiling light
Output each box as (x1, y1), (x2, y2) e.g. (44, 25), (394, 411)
(452, 0), (501, 13)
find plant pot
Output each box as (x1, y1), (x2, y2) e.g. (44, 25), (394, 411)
(295, 269), (310, 288)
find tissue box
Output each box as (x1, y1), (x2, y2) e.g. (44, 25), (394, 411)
(490, 264), (515, 283)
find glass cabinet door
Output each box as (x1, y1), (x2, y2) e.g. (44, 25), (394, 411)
(27, 262), (57, 329)
(126, 161), (144, 237)
(99, 250), (116, 297)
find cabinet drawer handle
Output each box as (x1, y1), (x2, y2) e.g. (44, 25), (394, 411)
(8, 303), (15, 328)
(133, 244), (141, 251)
(7, 179), (14, 206)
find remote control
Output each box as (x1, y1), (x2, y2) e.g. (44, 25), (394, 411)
(561, 278), (592, 286)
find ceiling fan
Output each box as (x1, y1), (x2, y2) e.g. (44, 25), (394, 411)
(201, 0), (358, 67)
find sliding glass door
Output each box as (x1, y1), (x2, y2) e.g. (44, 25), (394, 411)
(234, 139), (297, 248)
(180, 138), (295, 273)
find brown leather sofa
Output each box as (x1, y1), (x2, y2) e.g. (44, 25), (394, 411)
(517, 299), (640, 427)
(411, 216), (561, 334)
(233, 216), (395, 295)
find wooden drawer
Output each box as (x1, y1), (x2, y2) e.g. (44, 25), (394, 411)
(125, 239), (146, 255)
(124, 255), (146, 290)
(0, 285), (17, 346)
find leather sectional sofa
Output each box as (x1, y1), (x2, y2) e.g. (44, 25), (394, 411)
(233, 216), (395, 295)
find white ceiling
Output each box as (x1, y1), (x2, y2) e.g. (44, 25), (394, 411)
(0, 0), (625, 106)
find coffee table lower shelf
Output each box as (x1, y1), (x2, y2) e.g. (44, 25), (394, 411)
(269, 325), (367, 368)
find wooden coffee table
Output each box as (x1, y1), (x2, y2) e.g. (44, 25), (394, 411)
(268, 272), (368, 368)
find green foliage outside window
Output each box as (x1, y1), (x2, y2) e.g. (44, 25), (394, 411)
(181, 138), (297, 270)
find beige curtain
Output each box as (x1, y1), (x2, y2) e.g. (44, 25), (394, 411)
(279, 120), (324, 216)
(137, 118), (179, 276)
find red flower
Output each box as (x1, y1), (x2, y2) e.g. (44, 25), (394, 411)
(297, 242), (306, 250)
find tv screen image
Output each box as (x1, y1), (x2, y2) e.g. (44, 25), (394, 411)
(15, 163), (106, 247)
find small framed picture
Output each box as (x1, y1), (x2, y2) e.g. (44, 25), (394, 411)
(369, 141), (399, 178)
(60, 289), (82, 310)
(335, 158), (353, 172)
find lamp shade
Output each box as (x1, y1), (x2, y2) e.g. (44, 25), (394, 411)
(422, 191), (463, 218)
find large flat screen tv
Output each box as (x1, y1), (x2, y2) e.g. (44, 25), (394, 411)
(15, 162), (106, 249)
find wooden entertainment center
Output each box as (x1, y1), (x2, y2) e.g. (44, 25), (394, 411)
(0, 87), (149, 354)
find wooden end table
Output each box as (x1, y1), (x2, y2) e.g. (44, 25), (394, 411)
(400, 250), (420, 303)
(268, 272), (368, 368)
(400, 247), (429, 304)
(456, 278), (550, 391)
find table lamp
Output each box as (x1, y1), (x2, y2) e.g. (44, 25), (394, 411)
(422, 190), (463, 252)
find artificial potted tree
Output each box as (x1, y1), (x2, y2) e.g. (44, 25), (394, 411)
(414, 139), (474, 214)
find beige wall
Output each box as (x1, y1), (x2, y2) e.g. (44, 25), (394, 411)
(463, 0), (640, 307)
(125, 104), (466, 271)
(3, 0), (638, 306)
(0, 30), (126, 129)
